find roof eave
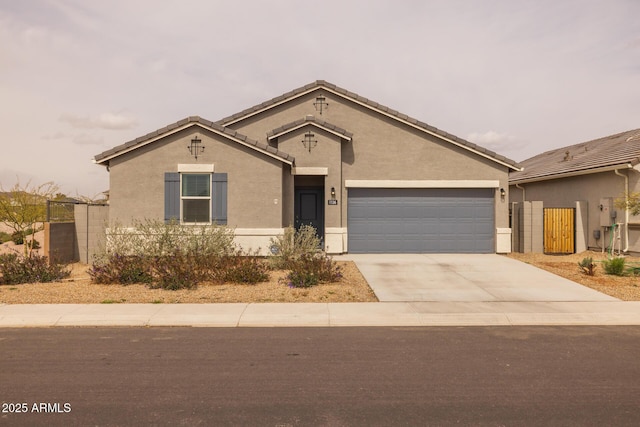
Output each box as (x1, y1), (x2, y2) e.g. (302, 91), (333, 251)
(509, 162), (636, 185)
(94, 122), (294, 166)
(222, 82), (520, 171)
(267, 121), (353, 142)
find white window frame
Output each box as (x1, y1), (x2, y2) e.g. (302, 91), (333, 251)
(180, 173), (212, 225)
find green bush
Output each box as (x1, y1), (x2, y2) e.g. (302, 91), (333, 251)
(89, 253), (153, 285)
(0, 231), (11, 244)
(269, 225), (321, 269)
(285, 254), (342, 288)
(0, 253), (70, 285)
(602, 257), (626, 276)
(10, 228), (38, 246)
(11, 231), (25, 245)
(578, 257), (597, 276)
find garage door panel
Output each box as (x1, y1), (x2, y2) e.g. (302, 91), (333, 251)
(348, 188), (494, 253)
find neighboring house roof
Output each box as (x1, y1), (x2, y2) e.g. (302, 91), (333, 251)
(510, 128), (640, 184)
(267, 115), (353, 142)
(218, 80), (521, 171)
(93, 116), (295, 165)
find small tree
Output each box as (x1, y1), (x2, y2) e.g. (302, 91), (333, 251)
(0, 180), (59, 257)
(615, 192), (640, 215)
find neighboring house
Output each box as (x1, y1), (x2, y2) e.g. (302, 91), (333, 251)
(509, 128), (640, 254)
(93, 80), (520, 254)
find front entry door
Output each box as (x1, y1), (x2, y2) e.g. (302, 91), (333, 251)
(294, 188), (324, 241)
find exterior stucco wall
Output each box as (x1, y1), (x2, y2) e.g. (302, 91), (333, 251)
(509, 169), (640, 252)
(281, 169), (294, 227)
(228, 90), (511, 231)
(108, 127), (284, 228)
(278, 128), (343, 230)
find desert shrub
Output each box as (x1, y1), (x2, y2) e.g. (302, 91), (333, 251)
(269, 225), (321, 269)
(218, 252), (269, 284)
(151, 250), (201, 290)
(106, 220), (235, 258)
(578, 257), (597, 276)
(89, 253), (153, 285)
(0, 231), (11, 243)
(0, 253), (70, 284)
(11, 231), (25, 245)
(602, 257), (626, 276)
(92, 220), (275, 289)
(285, 254), (342, 288)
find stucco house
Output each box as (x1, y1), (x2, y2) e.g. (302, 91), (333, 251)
(509, 128), (640, 254)
(94, 80), (520, 254)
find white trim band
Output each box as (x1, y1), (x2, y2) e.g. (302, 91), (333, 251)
(178, 164), (215, 173)
(292, 167), (329, 176)
(344, 180), (500, 188)
(234, 228), (285, 236)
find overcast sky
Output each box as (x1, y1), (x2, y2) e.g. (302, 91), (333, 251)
(1, 0), (639, 196)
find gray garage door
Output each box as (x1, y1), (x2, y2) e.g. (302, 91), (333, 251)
(347, 188), (495, 253)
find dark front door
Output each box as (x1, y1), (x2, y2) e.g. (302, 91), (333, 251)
(294, 187), (324, 240)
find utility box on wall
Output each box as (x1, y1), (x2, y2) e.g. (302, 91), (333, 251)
(599, 198), (616, 227)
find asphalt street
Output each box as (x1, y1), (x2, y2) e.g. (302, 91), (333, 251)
(1, 326), (640, 426)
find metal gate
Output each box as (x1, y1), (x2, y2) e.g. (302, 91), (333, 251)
(544, 208), (575, 254)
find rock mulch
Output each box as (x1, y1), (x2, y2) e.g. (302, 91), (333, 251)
(0, 261), (378, 304)
(506, 251), (640, 301)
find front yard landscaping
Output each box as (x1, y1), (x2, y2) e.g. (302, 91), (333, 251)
(2, 216), (639, 305)
(0, 223), (377, 304)
(0, 260), (376, 304)
(506, 251), (640, 301)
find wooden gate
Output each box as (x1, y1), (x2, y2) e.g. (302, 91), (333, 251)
(544, 208), (575, 254)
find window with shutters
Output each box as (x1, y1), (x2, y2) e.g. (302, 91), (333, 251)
(181, 173), (211, 223)
(165, 171), (227, 225)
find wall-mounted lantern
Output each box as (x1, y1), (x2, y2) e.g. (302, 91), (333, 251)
(500, 188), (506, 199)
(328, 186), (338, 205)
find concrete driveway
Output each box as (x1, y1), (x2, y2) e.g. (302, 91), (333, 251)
(339, 254), (618, 302)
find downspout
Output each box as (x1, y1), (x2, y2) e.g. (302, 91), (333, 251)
(614, 169), (629, 252)
(515, 183), (525, 201)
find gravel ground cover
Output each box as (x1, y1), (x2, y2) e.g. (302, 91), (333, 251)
(3, 243), (639, 303)
(506, 251), (640, 301)
(0, 261), (378, 304)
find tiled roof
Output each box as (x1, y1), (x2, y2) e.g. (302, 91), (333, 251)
(267, 115), (353, 140)
(509, 129), (640, 183)
(218, 80), (521, 171)
(93, 116), (295, 165)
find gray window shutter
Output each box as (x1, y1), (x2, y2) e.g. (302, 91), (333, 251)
(164, 172), (180, 223)
(212, 173), (228, 225)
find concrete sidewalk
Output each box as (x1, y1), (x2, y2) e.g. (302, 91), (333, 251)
(2, 254), (638, 328)
(2, 301), (640, 327)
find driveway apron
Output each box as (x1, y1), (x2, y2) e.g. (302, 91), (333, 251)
(339, 254), (618, 302)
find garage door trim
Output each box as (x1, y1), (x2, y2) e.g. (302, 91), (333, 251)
(345, 179), (500, 188)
